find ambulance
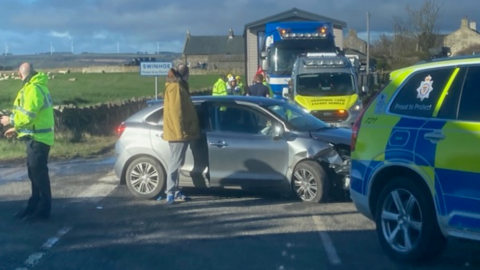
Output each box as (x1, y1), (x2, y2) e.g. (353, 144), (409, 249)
(282, 52), (363, 128)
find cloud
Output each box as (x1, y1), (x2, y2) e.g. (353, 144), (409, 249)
(0, 0), (478, 54)
(49, 31), (72, 39)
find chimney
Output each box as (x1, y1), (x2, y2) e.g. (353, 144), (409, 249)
(228, 28), (234, 39)
(470, 20), (477, 31)
(461, 16), (468, 28)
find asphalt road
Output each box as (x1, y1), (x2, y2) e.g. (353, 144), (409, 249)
(1, 158), (479, 270)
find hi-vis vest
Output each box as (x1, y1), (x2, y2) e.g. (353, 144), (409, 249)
(212, 78), (228, 96)
(10, 72), (54, 146)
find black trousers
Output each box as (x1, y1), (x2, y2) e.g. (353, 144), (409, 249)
(25, 139), (52, 217)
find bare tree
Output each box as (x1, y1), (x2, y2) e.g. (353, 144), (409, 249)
(394, 0), (444, 54)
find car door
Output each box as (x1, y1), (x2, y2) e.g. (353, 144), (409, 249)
(204, 101), (289, 187)
(149, 103), (210, 188)
(432, 65), (480, 233)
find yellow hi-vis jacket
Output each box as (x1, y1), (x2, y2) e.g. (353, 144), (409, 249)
(212, 78), (228, 96)
(10, 72), (54, 146)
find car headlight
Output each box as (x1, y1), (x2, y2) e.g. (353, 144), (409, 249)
(349, 103), (362, 112)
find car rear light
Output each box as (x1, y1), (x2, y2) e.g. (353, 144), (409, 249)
(351, 92), (380, 152)
(116, 122), (126, 137)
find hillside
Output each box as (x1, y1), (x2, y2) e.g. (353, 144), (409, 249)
(0, 52), (182, 70)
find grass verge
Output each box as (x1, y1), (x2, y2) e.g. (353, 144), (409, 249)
(0, 136), (117, 165)
(0, 73), (219, 108)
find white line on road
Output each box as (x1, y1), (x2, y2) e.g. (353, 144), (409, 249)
(312, 215), (342, 265)
(14, 172), (118, 270)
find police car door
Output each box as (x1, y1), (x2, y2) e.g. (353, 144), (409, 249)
(432, 65), (480, 234)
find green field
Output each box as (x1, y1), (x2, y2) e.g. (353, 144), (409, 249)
(0, 73), (218, 109)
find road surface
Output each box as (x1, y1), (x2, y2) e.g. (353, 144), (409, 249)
(0, 157), (479, 270)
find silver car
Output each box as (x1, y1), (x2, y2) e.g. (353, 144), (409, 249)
(114, 96), (351, 203)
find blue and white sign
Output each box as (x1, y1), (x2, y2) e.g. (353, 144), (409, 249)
(140, 62), (173, 76)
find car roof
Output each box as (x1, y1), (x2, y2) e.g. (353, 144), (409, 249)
(146, 95), (286, 107)
(391, 55), (480, 77)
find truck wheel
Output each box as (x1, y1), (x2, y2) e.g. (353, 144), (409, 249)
(375, 176), (446, 263)
(125, 156), (166, 200)
(292, 160), (329, 203)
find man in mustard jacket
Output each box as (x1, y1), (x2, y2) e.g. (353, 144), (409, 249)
(162, 64), (200, 204)
(1, 62), (54, 221)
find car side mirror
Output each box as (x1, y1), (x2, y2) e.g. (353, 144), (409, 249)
(272, 123), (285, 140)
(282, 87), (289, 99)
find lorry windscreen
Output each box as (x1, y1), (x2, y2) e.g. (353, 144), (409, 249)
(296, 72), (355, 97)
(268, 39), (336, 76)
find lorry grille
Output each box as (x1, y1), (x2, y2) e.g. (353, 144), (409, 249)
(311, 110), (349, 122)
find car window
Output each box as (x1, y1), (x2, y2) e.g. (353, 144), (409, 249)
(458, 66), (480, 122)
(389, 67), (456, 118)
(436, 68), (466, 120)
(145, 108), (163, 125)
(208, 104), (272, 135)
(146, 104), (205, 128)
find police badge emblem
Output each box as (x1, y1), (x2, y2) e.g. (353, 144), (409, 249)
(416, 75), (433, 101)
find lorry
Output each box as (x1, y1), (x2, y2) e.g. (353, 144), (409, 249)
(282, 52), (364, 128)
(260, 21), (339, 99)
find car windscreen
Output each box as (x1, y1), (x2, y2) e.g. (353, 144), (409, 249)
(263, 102), (329, 132)
(296, 72), (355, 96)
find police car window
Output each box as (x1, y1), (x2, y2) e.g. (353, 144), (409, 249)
(389, 68), (455, 118)
(436, 68), (466, 120)
(458, 66), (480, 122)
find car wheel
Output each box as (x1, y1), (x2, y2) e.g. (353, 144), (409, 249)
(125, 156), (166, 200)
(292, 160), (329, 203)
(375, 176), (446, 263)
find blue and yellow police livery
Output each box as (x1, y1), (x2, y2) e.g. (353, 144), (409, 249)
(350, 55), (480, 263)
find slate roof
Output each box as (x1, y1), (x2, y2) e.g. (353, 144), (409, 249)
(183, 35), (245, 55)
(245, 7), (347, 29)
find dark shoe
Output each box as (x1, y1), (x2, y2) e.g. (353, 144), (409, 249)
(22, 213), (49, 223)
(13, 210), (30, 220)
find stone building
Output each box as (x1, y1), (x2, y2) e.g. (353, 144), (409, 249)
(344, 29), (367, 54)
(443, 17), (480, 55)
(182, 28), (245, 73)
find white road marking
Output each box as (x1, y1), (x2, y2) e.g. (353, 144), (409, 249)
(71, 172), (118, 204)
(41, 227), (72, 249)
(14, 172), (118, 270)
(312, 215), (342, 265)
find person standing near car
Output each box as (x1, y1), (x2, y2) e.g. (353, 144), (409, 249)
(0, 62), (54, 222)
(247, 74), (270, 98)
(162, 64), (200, 204)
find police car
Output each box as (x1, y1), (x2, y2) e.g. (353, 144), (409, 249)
(349, 55), (480, 263)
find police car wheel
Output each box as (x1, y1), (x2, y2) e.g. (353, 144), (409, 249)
(292, 160), (329, 203)
(125, 156), (166, 200)
(375, 176), (446, 263)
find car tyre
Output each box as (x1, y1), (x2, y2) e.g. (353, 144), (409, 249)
(125, 156), (166, 200)
(375, 176), (446, 263)
(292, 160), (329, 203)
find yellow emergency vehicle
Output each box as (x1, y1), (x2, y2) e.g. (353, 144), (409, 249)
(283, 52), (363, 128)
(350, 55), (480, 263)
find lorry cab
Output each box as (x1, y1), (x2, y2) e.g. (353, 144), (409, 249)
(283, 52), (364, 128)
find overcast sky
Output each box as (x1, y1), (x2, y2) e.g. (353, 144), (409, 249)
(0, 0), (477, 55)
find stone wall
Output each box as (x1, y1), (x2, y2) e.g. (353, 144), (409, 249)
(0, 88), (213, 142)
(344, 29), (367, 54)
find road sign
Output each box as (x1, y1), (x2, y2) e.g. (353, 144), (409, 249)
(140, 62), (173, 76)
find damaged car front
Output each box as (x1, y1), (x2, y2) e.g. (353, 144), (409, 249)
(264, 102), (352, 202)
(309, 127), (352, 191)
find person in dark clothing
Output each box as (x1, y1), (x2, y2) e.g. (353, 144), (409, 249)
(247, 74), (270, 98)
